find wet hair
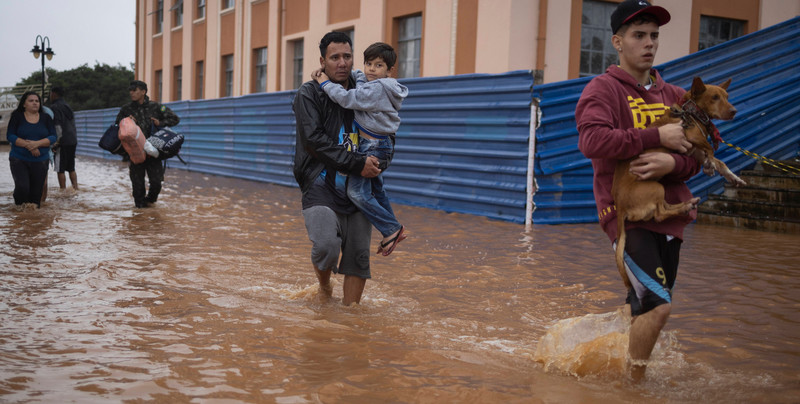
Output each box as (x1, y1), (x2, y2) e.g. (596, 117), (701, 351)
(616, 14), (660, 36)
(363, 42), (397, 70)
(16, 91), (42, 114)
(319, 31), (353, 58)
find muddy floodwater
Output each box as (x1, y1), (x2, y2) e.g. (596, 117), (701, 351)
(1, 146), (799, 403)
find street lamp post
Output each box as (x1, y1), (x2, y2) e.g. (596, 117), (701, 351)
(31, 35), (55, 100)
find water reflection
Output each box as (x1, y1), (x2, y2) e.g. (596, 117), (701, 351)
(1, 146), (798, 403)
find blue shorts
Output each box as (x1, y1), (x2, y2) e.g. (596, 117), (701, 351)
(614, 228), (681, 316)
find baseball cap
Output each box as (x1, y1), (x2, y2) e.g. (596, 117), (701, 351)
(610, 0), (671, 34)
(129, 80), (148, 91)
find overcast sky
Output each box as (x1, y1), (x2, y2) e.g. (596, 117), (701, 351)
(0, 0), (136, 86)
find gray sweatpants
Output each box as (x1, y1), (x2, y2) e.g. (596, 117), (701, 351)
(302, 206), (372, 279)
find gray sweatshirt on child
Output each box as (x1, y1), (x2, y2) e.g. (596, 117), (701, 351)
(320, 70), (409, 137)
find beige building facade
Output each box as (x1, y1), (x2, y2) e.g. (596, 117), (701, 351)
(135, 0), (800, 102)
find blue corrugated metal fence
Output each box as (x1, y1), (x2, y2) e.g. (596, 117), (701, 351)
(532, 16), (800, 224)
(76, 71), (535, 222)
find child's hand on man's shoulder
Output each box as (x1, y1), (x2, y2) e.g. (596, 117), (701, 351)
(311, 68), (329, 84)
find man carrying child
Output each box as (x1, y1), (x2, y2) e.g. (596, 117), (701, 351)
(292, 32), (382, 305)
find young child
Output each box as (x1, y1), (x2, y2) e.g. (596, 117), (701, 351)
(312, 42), (409, 256)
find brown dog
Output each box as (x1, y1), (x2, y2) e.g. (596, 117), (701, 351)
(612, 77), (743, 288)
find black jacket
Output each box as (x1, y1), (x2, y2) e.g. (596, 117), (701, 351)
(50, 98), (78, 146)
(292, 77), (366, 194)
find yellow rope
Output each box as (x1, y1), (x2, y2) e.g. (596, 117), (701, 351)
(721, 140), (800, 175)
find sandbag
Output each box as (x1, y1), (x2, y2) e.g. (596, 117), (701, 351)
(147, 127), (185, 160)
(118, 117), (146, 164)
(98, 124), (125, 155)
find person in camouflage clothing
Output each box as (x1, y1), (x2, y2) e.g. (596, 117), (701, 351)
(115, 80), (180, 208)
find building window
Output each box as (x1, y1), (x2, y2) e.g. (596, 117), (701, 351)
(397, 15), (421, 78)
(174, 65), (182, 100)
(155, 70), (163, 101)
(254, 47), (267, 93)
(172, 0), (183, 27)
(292, 39), (304, 89)
(699, 16), (745, 51)
(222, 0), (233, 10)
(579, 0), (617, 77)
(338, 28), (354, 50)
(222, 55), (234, 97)
(155, 0), (164, 34)
(196, 0), (205, 19)
(195, 61), (204, 99)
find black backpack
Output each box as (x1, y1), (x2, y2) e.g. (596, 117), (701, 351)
(148, 126), (186, 163)
(98, 124), (126, 155)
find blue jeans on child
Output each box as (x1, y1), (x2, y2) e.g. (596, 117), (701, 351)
(347, 135), (402, 238)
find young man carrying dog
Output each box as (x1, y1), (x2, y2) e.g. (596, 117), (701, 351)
(293, 31), (382, 305)
(575, 0), (702, 381)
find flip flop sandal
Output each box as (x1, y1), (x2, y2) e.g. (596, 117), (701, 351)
(377, 228), (397, 254)
(379, 226), (407, 256)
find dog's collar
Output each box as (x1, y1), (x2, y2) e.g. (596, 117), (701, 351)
(679, 99), (722, 151)
(681, 99), (711, 126)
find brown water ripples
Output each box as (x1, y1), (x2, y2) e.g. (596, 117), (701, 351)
(1, 146), (799, 403)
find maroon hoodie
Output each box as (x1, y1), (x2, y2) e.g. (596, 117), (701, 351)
(576, 65), (701, 243)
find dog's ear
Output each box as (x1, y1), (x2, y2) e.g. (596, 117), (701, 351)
(719, 78), (732, 90)
(691, 77), (706, 97)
